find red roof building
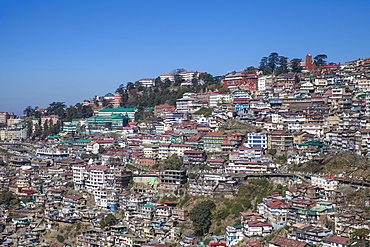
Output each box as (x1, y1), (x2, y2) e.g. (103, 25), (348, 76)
(322, 234), (353, 246)
(269, 236), (308, 247)
(222, 71), (258, 90)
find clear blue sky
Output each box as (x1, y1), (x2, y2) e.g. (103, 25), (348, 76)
(1, 0), (369, 115)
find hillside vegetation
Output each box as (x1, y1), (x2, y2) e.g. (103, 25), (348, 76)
(175, 178), (287, 238)
(290, 151), (370, 180)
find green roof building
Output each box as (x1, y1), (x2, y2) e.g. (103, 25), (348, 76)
(97, 107), (137, 121)
(87, 114), (130, 131)
(63, 123), (77, 134)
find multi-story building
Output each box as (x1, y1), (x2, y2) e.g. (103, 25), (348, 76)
(93, 189), (119, 211)
(301, 123), (324, 137)
(356, 78), (370, 90)
(85, 165), (115, 191)
(203, 132), (227, 152)
(155, 205), (172, 220)
(73, 164), (130, 191)
(176, 94), (198, 113)
(233, 89), (250, 98)
(113, 93), (122, 108)
(322, 234), (353, 247)
(159, 143), (171, 159)
(72, 164), (87, 189)
(0, 112), (12, 125)
(246, 133), (268, 148)
(95, 107), (137, 121)
(143, 145), (159, 158)
(228, 147), (262, 162)
(158, 143), (195, 159)
(179, 71), (205, 82)
(244, 221), (273, 237)
(159, 170), (187, 189)
(288, 224), (333, 246)
(303, 54), (316, 71)
(226, 225), (244, 246)
(269, 236), (308, 247)
(41, 115), (61, 127)
(169, 144), (195, 157)
(226, 160), (268, 173)
(209, 92), (232, 107)
(154, 103), (175, 117)
(0, 127), (28, 140)
(258, 76), (267, 92)
(354, 128), (370, 156)
(63, 123), (78, 134)
(183, 150), (206, 165)
(139, 204), (157, 220)
(138, 157), (158, 167)
(159, 73), (175, 82)
(114, 169), (133, 188)
(172, 208), (188, 221)
(87, 114), (130, 130)
(268, 130), (294, 152)
(222, 71), (258, 90)
(163, 111), (184, 123)
(311, 176), (338, 191)
(63, 195), (86, 208)
(138, 78), (156, 87)
(258, 199), (289, 224)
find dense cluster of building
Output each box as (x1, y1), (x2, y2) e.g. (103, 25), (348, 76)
(2, 149), (367, 247)
(0, 55), (370, 246)
(225, 175), (367, 246)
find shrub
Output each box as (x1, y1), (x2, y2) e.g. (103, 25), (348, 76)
(56, 235), (65, 243)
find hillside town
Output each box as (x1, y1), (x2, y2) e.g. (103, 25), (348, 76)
(0, 54), (370, 246)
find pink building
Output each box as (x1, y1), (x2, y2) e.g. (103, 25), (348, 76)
(113, 93), (122, 108)
(0, 112), (9, 125)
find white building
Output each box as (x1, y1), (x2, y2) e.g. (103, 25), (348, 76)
(96, 107), (137, 121)
(72, 164), (87, 189)
(226, 225), (244, 246)
(287, 121), (302, 131)
(179, 71), (205, 82)
(138, 78), (156, 87)
(93, 189), (119, 210)
(313, 78), (328, 86)
(244, 220), (273, 237)
(246, 133), (268, 148)
(72, 164), (116, 192)
(331, 88), (345, 99)
(36, 148), (70, 157)
(209, 92), (232, 107)
(158, 143), (194, 159)
(301, 123), (324, 137)
(311, 176), (338, 191)
(271, 113), (282, 124)
(258, 76), (267, 91)
(233, 89), (250, 98)
(356, 78), (370, 90)
(86, 142), (100, 154)
(0, 127), (28, 141)
(159, 73), (175, 82)
(300, 81), (314, 93)
(86, 165), (115, 191)
(225, 161), (268, 173)
(176, 97), (196, 113)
